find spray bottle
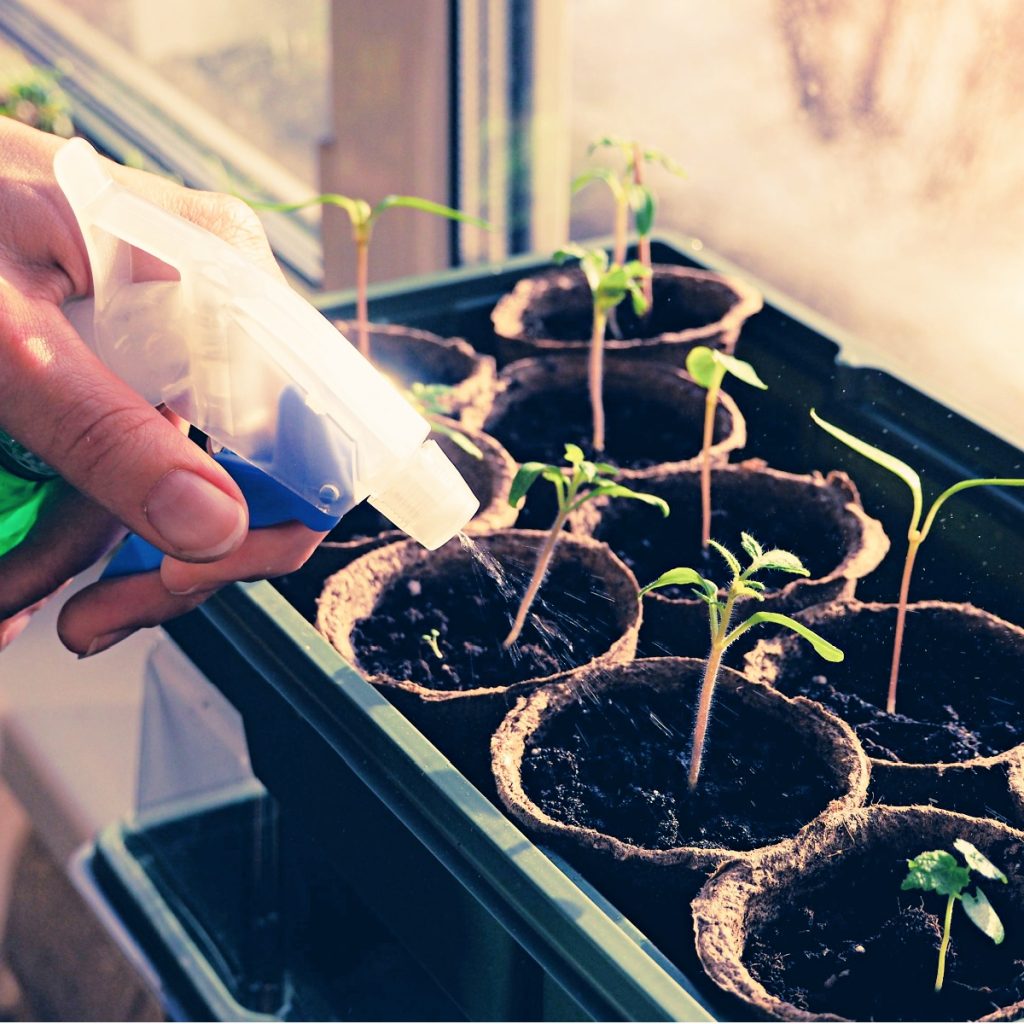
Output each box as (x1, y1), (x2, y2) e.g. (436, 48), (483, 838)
(0, 138), (479, 573)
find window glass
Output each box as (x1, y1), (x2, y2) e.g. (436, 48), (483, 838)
(566, 1), (1024, 443)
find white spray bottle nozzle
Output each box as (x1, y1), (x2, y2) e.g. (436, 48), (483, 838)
(54, 138), (478, 547)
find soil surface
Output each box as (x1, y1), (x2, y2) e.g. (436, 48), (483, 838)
(487, 384), (729, 474)
(765, 606), (1024, 764)
(590, 470), (850, 596)
(746, 842), (1024, 1020)
(520, 682), (840, 850)
(350, 555), (624, 691)
(523, 275), (732, 342)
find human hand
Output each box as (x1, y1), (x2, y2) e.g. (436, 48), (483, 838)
(0, 118), (327, 655)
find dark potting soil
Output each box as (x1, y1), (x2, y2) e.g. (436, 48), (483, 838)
(746, 841), (1024, 1021)
(326, 501), (394, 544)
(767, 607), (1024, 764)
(524, 276), (728, 342)
(488, 385), (730, 472)
(590, 472), (849, 596)
(520, 682), (840, 851)
(350, 555), (623, 691)
(368, 345), (465, 390)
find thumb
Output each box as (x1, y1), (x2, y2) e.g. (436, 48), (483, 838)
(0, 290), (248, 561)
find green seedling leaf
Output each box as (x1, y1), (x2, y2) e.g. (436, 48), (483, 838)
(717, 352), (768, 390)
(962, 888), (1005, 945)
(508, 462), (549, 508)
(747, 549), (811, 578)
(728, 611), (844, 661)
(741, 533), (764, 560)
(588, 483), (670, 516)
(375, 194), (491, 230)
(428, 420), (483, 459)
(686, 346), (766, 391)
(639, 567), (712, 597)
(953, 839), (1008, 883)
(421, 628), (443, 660)
(811, 408), (923, 530)
(708, 539), (741, 579)
(563, 443), (586, 466)
(630, 183), (655, 236)
(902, 850), (971, 897)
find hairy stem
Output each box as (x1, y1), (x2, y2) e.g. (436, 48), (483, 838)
(355, 236), (370, 358)
(935, 892), (955, 992)
(688, 641), (724, 791)
(700, 380), (720, 548)
(886, 535), (920, 715)
(590, 309), (607, 452)
(504, 510), (568, 648)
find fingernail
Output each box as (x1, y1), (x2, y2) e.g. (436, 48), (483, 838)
(144, 470), (247, 559)
(80, 628), (135, 659)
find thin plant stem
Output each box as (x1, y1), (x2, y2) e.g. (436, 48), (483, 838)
(355, 235), (370, 358)
(688, 641), (724, 791)
(935, 892), (955, 992)
(613, 198), (628, 267)
(590, 309), (607, 452)
(700, 378), (721, 548)
(886, 535), (921, 714)
(503, 509), (568, 648)
(632, 142), (653, 309)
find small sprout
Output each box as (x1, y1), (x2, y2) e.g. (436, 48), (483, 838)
(811, 409), (1024, 714)
(248, 192), (489, 358)
(554, 244), (650, 452)
(641, 534), (842, 791)
(686, 347), (768, 548)
(574, 136), (686, 304)
(421, 627), (444, 661)
(901, 838), (1007, 992)
(406, 382), (483, 459)
(503, 443), (669, 648)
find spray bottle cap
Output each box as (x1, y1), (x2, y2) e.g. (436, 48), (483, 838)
(53, 138), (478, 548)
(369, 440), (479, 550)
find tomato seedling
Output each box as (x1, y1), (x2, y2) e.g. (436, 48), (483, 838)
(901, 838), (1007, 992)
(503, 443), (668, 648)
(686, 346), (767, 548)
(811, 408), (1024, 714)
(554, 244), (650, 452)
(421, 627), (444, 661)
(405, 382), (483, 459)
(640, 533), (843, 791)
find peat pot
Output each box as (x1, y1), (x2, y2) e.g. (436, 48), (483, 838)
(492, 657), (869, 967)
(747, 599), (1024, 823)
(575, 460), (889, 660)
(470, 354), (747, 531)
(490, 263), (763, 368)
(316, 530), (642, 793)
(272, 423), (519, 621)
(333, 319), (497, 420)
(694, 805), (1024, 1022)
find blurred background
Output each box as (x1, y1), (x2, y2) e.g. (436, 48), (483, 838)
(1, 0), (1021, 442)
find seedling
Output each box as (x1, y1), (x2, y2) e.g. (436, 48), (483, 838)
(554, 244), (650, 451)
(686, 347), (767, 548)
(640, 534), (843, 791)
(574, 137), (685, 306)
(811, 409), (1024, 714)
(901, 838), (1007, 992)
(0, 64), (73, 137)
(251, 192), (488, 358)
(405, 382), (483, 459)
(421, 627), (444, 661)
(503, 443), (669, 648)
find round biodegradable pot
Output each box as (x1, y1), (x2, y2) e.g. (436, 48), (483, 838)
(316, 530), (641, 793)
(490, 264), (763, 368)
(333, 319), (497, 419)
(574, 460), (889, 661)
(694, 805), (1024, 1022)
(470, 354), (746, 529)
(746, 600), (1024, 823)
(492, 658), (869, 960)
(271, 423), (519, 622)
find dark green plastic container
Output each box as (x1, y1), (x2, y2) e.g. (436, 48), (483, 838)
(161, 236), (1023, 1021)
